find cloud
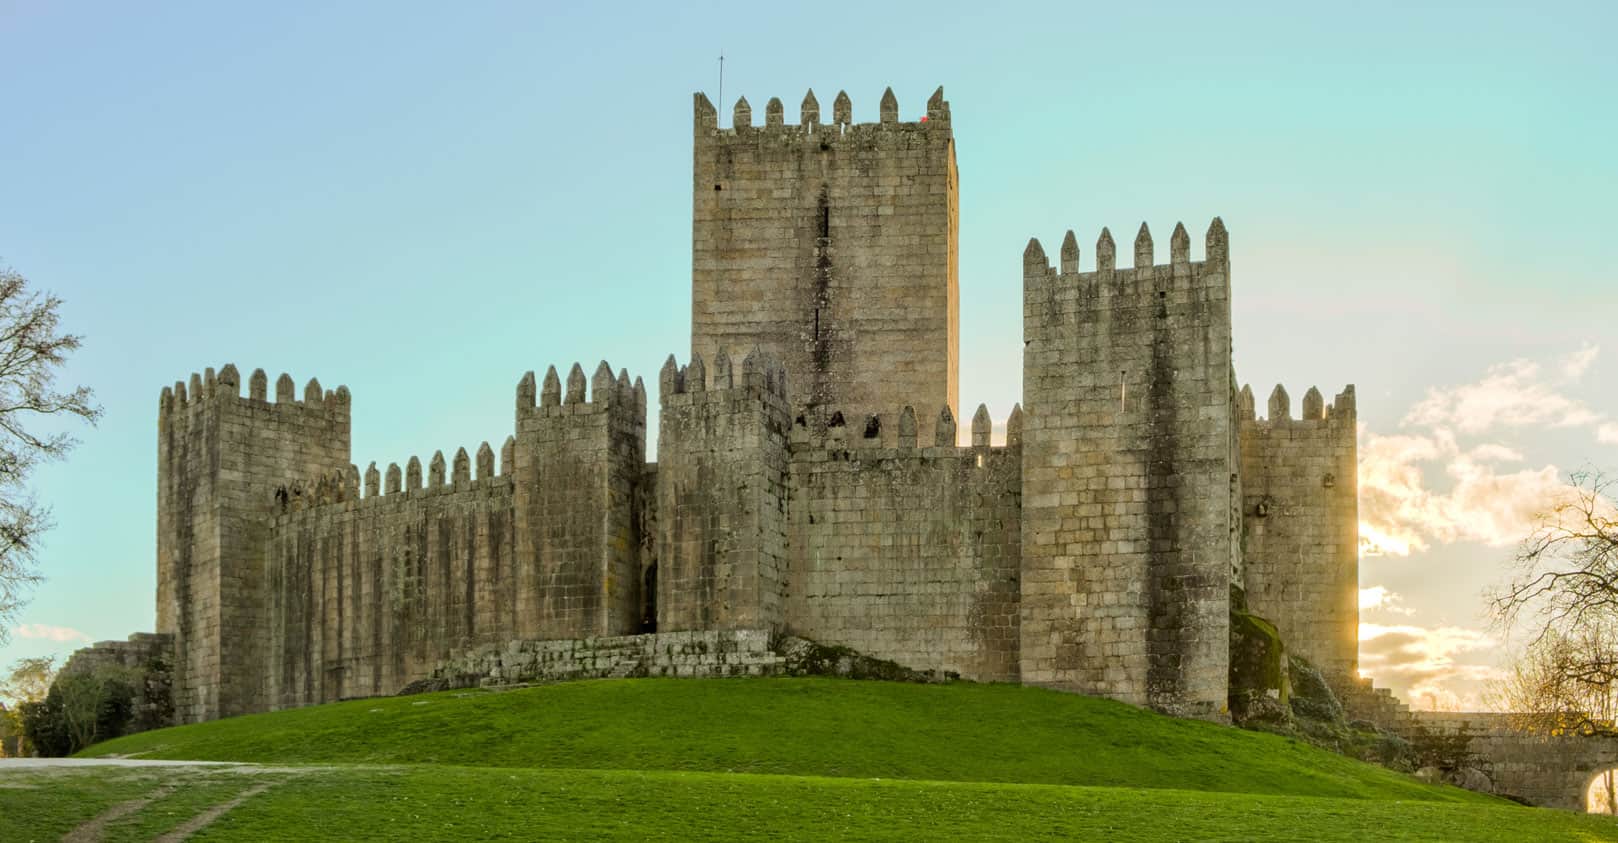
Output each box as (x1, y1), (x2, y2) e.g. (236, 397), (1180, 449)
(1358, 432), (1568, 555)
(1358, 622), (1503, 709)
(1358, 344), (1609, 556)
(1403, 346), (1604, 434)
(1359, 586), (1414, 615)
(12, 623), (90, 643)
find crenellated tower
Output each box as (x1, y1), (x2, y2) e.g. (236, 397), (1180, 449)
(691, 86), (958, 434)
(511, 361), (648, 639)
(1237, 382), (1359, 680)
(1020, 220), (1235, 718)
(655, 349), (792, 632)
(157, 365), (352, 723)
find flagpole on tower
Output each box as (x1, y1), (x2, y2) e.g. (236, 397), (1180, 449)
(717, 50), (725, 120)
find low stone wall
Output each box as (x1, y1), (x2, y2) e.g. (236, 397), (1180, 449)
(60, 631), (176, 734)
(403, 629), (945, 693)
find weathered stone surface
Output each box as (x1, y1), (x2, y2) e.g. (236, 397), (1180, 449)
(404, 629), (948, 693)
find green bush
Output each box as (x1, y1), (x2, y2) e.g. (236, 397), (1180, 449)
(19, 666), (137, 756)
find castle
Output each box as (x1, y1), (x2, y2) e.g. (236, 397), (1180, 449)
(140, 86), (1359, 725)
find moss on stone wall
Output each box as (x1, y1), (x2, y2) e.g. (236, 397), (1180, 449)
(1228, 610), (1289, 724)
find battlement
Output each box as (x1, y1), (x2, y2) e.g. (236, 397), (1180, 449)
(515, 361), (645, 420)
(159, 364), (351, 421)
(695, 85), (950, 136)
(271, 437), (516, 518)
(658, 349), (788, 406)
(787, 401), (1023, 453)
(1238, 383), (1357, 427)
(1023, 219), (1230, 303)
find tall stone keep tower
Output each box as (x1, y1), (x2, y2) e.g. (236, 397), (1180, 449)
(691, 86), (958, 428)
(1019, 222), (1235, 719)
(157, 366), (351, 723)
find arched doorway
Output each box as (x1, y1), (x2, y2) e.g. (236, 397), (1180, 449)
(1586, 768), (1618, 814)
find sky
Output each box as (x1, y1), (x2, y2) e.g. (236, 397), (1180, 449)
(0, 1), (1613, 710)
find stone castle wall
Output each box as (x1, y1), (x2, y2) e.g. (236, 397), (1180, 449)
(265, 462), (516, 709)
(784, 406), (1022, 682)
(690, 88), (958, 434)
(1237, 384), (1359, 678)
(1018, 223), (1235, 717)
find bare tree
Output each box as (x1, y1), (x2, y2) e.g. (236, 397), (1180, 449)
(1492, 470), (1618, 645)
(1491, 470), (1618, 811)
(1491, 626), (1618, 812)
(0, 266), (100, 643)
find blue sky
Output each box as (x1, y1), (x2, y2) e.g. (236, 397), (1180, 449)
(1, 1), (1614, 708)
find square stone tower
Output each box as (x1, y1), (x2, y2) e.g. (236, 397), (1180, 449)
(691, 87), (958, 427)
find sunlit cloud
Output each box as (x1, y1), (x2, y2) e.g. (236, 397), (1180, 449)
(1358, 622), (1503, 710)
(1403, 346), (1604, 434)
(1359, 586), (1414, 615)
(12, 623), (90, 643)
(1358, 344), (1606, 556)
(1358, 432), (1567, 555)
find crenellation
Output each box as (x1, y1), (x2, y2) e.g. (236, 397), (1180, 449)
(565, 362), (586, 404)
(476, 442), (495, 480)
(1170, 222), (1191, 267)
(542, 365), (562, 407)
(452, 447), (471, 485)
(971, 403), (992, 447)
(935, 405), (957, 446)
(800, 89), (819, 125)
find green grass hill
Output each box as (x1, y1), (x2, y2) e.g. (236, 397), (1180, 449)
(0, 678), (1612, 840)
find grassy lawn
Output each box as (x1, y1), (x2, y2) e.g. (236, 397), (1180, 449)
(85, 677), (1484, 802)
(5, 764), (1618, 842)
(0, 677), (1604, 840)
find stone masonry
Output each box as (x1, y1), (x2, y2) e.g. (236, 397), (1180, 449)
(120, 86), (1366, 728)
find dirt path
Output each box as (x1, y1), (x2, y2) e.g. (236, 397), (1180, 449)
(62, 783), (180, 843)
(154, 780), (279, 842)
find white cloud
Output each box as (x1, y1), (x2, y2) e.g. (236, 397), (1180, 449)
(1358, 344), (1609, 556)
(12, 623), (90, 643)
(1358, 622), (1503, 709)
(1403, 346), (1603, 434)
(1358, 431), (1568, 555)
(1359, 586), (1414, 615)
(1563, 342), (1600, 380)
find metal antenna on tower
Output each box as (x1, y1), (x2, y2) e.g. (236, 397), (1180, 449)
(717, 50), (725, 119)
